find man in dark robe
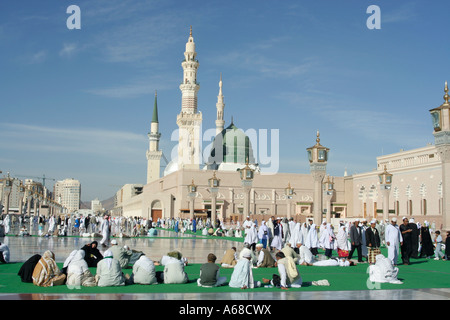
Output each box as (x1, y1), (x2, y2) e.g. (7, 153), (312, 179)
(81, 241), (103, 267)
(409, 218), (420, 259)
(399, 217), (413, 265)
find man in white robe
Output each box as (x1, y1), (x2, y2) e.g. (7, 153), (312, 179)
(244, 223), (259, 251)
(296, 242), (314, 266)
(369, 254), (402, 284)
(305, 223), (319, 256)
(289, 222), (303, 247)
(385, 218), (403, 266)
(99, 215), (110, 247)
(242, 216), (252, 236)
(229, 252), (261, 289)
(263, 252), (302, 289)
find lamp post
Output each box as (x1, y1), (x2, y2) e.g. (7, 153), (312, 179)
(238, 159), (255, 219)
(208, 171), (220, 227)
(306, 131), (329, 224)
(323, 175), (335, 223)
(430, 81), (450, 231)
(18, 182), (25, 216)
(378, 165), (393, 221)
(285, 182), (294, 219)
(2, 173), (13, 216)
(187, 178), (197, 220)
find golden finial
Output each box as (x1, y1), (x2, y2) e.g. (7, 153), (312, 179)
(316, 130), (320, 144)
(444, 81), (449, 104)
(190, 25), (192, 37)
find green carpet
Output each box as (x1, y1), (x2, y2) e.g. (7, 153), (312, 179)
(2, 254), (449, 294)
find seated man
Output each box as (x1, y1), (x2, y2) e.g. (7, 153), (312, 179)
(239, 243), (258, 266)
(32, 250), (66, 287)
(159, 251), (189, 284)
(197, 253), (227, 287)
(95, 249), (126, 287)
(129, 255), (158, 285)
(229, 252), (261, 289)
(255, 243), (276, 268)
(281, 242), (299, 264)
(220, 247), (238, 268)
(109, 240), (133, 269)
(369, 254), (403, 284)
(296, 242), (315, 266)
(263, 252), (302, 289)
(66, 250), (96, 288)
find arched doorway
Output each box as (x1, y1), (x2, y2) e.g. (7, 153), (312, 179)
(151, 200), (163, 221)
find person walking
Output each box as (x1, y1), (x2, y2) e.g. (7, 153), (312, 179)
(348, 219), (363, 263)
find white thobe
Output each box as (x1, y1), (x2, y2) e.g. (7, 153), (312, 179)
(385, 224), (403, 266)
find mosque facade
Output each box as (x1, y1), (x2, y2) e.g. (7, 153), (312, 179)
(114, 27), (449, 232)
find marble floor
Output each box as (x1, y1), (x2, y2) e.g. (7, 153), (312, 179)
(1, 232), (449, 301)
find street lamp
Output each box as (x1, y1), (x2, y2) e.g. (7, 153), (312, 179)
(18, 182), (25, 216)
(323, 175), (335, 222)
(306, 131), (329, 224)
(285, 182), (294, 219)
(429, 81), (450, 232)
(238, 159), (254, 218)
(2, 173), (13, 216)
(187, 178), (197, 220)
(208, 171), (220, 226)
(378, 165), (393, 221)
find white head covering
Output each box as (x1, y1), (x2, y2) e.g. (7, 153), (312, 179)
(103, 249), (114, 269)
(63, 250), (78, 269)
(135, 255), (154, 273)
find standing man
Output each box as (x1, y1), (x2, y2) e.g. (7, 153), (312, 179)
(348, 219), (363, 263)
(399, 217), (413, 265)
(409, 218), (420, 259)
(99, 215), (110, 248)
(366, 219), (381, 264)
(385, 217), (403, 266)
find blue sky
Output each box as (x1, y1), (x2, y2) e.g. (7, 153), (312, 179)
(1, 0), (449, 202)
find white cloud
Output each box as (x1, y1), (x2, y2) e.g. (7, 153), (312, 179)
(29, 50), (47, 64)
(59, 43), (77, 58)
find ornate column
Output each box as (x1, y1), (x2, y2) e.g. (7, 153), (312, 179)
(378, 166), (393, 222)
(187, 179), (197, 220)
(306, 131), (329, 224)
(323, 175), (335, 222)
(285, 182), (294, 219)
(238, 160), (254, 218)
(429, 81), (450, 231)
(208, 171), (220, 225)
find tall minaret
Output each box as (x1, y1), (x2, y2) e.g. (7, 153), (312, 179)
(176, 26), (203, 169)
(146, 91), (163, 184)
(215, 74), (225, 135)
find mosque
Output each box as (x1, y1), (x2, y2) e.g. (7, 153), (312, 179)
(113, 27), (450, 232)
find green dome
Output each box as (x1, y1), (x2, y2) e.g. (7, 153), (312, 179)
(208, 121), (255, 169)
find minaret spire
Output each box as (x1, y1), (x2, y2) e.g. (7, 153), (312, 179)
(177, 26), (202, 169)
(152, 90), (159, 123)
(146, 90), (162, 184)
(216, 74), (225, 135)
(444, 81), (449, 105)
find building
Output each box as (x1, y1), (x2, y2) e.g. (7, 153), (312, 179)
(115, 27), (449, 232)
(91, 198), (103, 213)
(54, 178), (81, 214)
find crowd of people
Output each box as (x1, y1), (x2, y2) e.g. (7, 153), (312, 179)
(2, 213), (449, 291)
